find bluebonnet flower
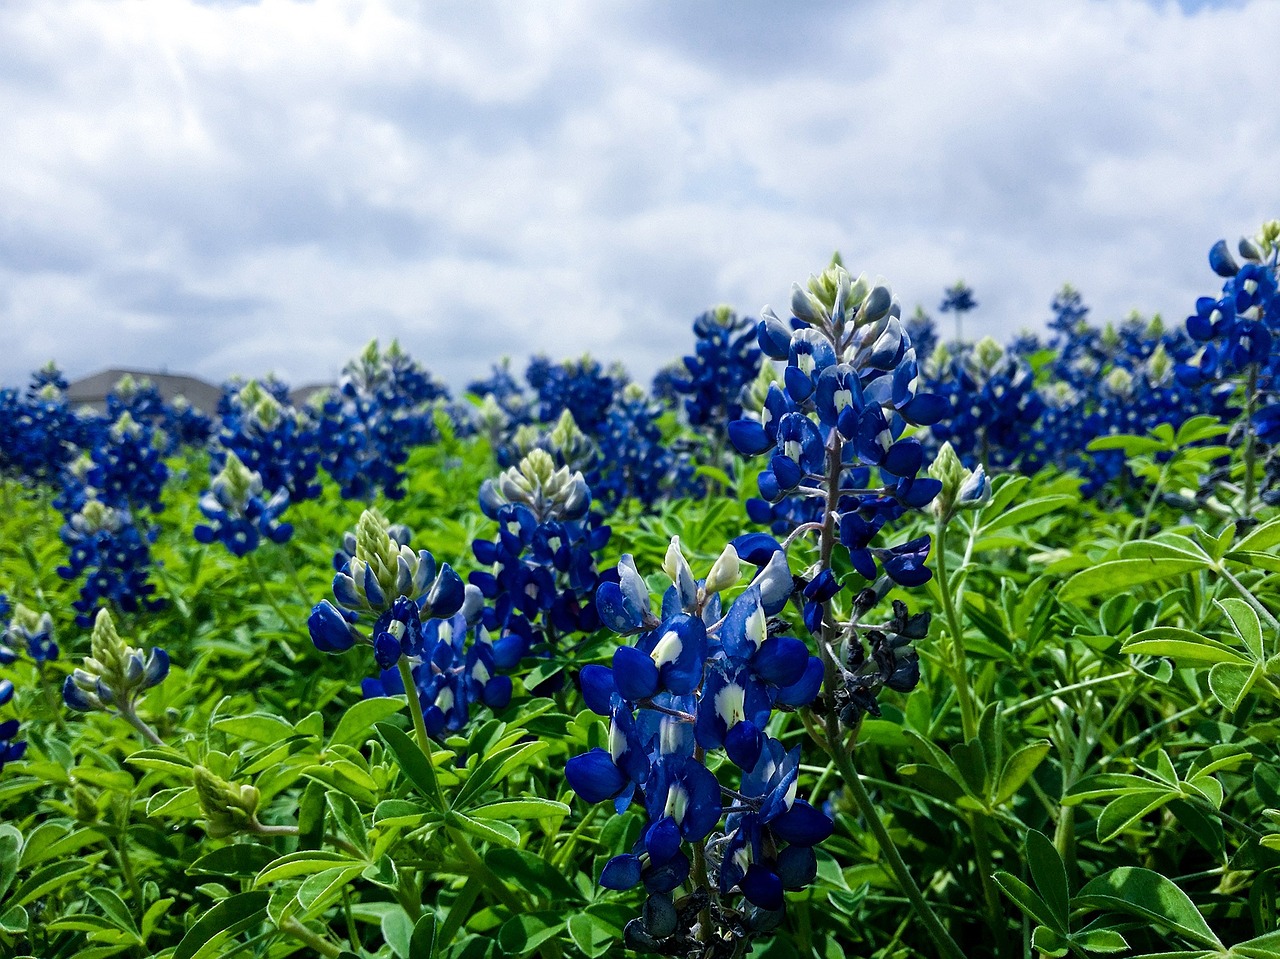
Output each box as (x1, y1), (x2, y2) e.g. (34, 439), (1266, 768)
(595, 386), (698, 510)
(568, 540), (830, 947)
(216, 380), (322, 503)
(361, 589), (514, 738)
(80, 411), (170, 515)
(58, 497), (163, 628)
(925, 337), (1044, 472)
(528, 354), (626, 435)
(194, 451), (293, 556)
(314, 340), (449, 501)
(671, 307), (760, 432)
(2, 605), (59, 663)
(0, 367), (86, 483)
(63, 610), (170, 747)
(729, 262), (946, 586)
(938, 280), (978, 342)
(470, 444), (610, 664)
(310, 509), (514, 737)
(467, 357), (534, 427)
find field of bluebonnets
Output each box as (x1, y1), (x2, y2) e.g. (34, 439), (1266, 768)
(2, 224), (1280, 959)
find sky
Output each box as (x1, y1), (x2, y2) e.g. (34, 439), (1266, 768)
(1, 0), (1276, 394)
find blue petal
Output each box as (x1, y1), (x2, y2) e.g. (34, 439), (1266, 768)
(600, 854), (642, 890)
(771, 800), (834, 846)
(579, 664), (616, 715)
(753, 636), (810, 688)
(728, 420), (773, 457)
(775, 657), (824, 707)
(613, 646), (661, 702)
(565, 748), (626, 804)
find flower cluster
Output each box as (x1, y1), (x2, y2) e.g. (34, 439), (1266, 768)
(0, 365), (87, 483)
(471, 446), (609, 664)
(58, 497), (163, 628)
(63, 609), (170, 720)
(361, 590), (516, 737)
(567, 540), (831, 948)
(1177, 226), (1280, 390)
(215, 380), (322, 504)
(528, 354), (626, 435)
(925, 337), (1045, 472)
(309, 509), (516, 736)
(729, 263), (946, 585)
(595, 385), (698, 511)
(671, 307), (760, 433)
(314, 340), (450, 501)
(194, 451), (293, 556)
(1, 605), (59, 664)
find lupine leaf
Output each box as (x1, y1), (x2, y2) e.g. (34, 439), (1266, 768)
(1060, 559), (1207, 602)
(1075, 867), (1222, 949)
(173, 891), (269, 959)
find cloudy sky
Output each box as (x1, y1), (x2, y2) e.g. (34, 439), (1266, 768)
(1, 0), (1276, 393)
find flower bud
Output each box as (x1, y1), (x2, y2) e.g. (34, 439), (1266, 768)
(194, 765), (263, 839)
(703, 545), (741, 596)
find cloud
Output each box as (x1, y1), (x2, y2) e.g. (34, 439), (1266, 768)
(1, 0), (1277, 394)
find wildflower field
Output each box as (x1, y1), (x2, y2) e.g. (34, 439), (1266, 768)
(2, 229), (1280, 959)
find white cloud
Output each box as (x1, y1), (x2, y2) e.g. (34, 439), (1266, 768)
(0, 0), (1276, 394)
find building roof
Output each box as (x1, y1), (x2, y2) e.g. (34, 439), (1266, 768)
(66, 369), (224, 415)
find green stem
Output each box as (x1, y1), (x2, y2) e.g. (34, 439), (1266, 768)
(280, 918), (342, 958)
(935, 514), (977, 740)
(397, 656), (432, 752)
(820, 714), (966, 959)
(446, 826), (525, 916)
(119, 705), (167, 748)
(1243, 363), (1259, 517)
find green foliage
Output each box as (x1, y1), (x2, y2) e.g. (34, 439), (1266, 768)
(1, 411), (1279, 959)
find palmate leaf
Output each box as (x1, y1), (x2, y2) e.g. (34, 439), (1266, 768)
(1060, 558), (1208, 602)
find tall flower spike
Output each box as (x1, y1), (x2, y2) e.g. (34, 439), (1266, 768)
(62, 610), (169, 730)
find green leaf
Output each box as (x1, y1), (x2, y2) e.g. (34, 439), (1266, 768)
(1208, 662), (1260, 711)
(1097, 790), (1176, 842)
(213, 713), (295, 745)
(1025, 830), (1069, 932)
(979, 495), (1076, 534)
(376, 722), (444, 810)
(497, 912), (564, 957)
(1087, 434), (1166, 456)
(995, 742), (1051, 805)
(451, 812), (519, 847)
(373, 799), (441, 829)
(173, 891), (269, 959)
(467, 799), (570, 821)
(296, 864), (367, 915)
(0, 824), (21, 903)
(485, 848), (584, 904)
(87, 888), (140, 937)
(453, 742), (550, 810)
(188, 843), (278, 880)
(1236, 516), (1280, 553)
(992, 871), (1055, 928)
(1073, 928), (1129, 953)
(567, 911), (623, 958)
(1121, 628), (1253, 666)
(331, 698), (407, 748)
(1226, 549), (1280, 573)
(1060, 558), (1208, 602)
(410, 912), (437, 959)
(1031, 924), (1071, 957)
(0, 903), (28, 934)
(8, 859), (92, 906)
(1217, 598), (1263, 660)
(255, 850), (362, 886)
(1075, 867), (1222, 949)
